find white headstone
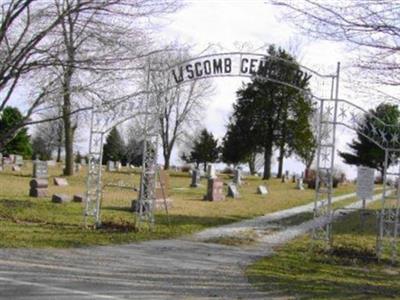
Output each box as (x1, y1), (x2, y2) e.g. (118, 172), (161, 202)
(357, 166), (375, 200)
(14, 155), (23, 166)
(296, 178), (305, 190)
(116, 161), (122, 171)
(107, 161), (116, 172)
(257, 185), (268, 195)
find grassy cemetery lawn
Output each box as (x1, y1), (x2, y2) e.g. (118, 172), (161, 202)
(0, 162), (357, 248)
(246, 200), (400, 299)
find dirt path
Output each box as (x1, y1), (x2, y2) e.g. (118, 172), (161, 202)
(0, 192), (380, 299)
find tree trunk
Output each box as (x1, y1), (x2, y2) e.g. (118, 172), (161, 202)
(163, 151), (170, 170)
(263, 144), (272, 180)
(56, 145), (62, 162)
(203, 162), (207, 172)
(62, 68), (74, 176)
(277, 143), (284, 178)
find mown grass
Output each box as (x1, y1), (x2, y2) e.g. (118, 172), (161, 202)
(0, 161), (355, 248)
(246, 203), (400, 299)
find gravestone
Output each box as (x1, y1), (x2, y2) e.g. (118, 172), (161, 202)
(227, 183), (240, 198)
(116, 161), (122, 171)
(30, 160), (49, 197)
(296, 178), (305, 190)
(357, 166), (375, 209)
(107, 161), (116, 172)
(12, 165), (21, 172)
(257, 185), (268, 195)
(233, 169), (242, 186)
(74, 163), (81, 173)
(207, 164), (216, 179)
(52, 194), (72, 203)
(190, 169), (201, 187)
(54, 177), (69, 186)
(0, 153), (2, 171)
(292, 175), (296, 183)
(73, 194), (86, 202)
(80, 158), (87, 166)
(14, 155), (23, 166)
(204, 178), (224, 201)
(155, 170), (173, 210)
(155, 170), (170, 199)
(33, 160), (48, 179)
(46, 160), (57, 167)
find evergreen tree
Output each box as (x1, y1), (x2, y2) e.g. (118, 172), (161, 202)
(102, 127), (125, 164)
(0, 107), (32, 158)
(225, 45), (313, 179)
(181, 129), (219, 171)
(339, 103), (400, 179)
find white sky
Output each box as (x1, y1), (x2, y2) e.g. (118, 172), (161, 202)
(153, 0), (362, 177)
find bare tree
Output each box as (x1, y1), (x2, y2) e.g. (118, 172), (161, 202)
(149, 49), (214, 170)
(270, 0), (400, 85)
(0, 1), (181, 174)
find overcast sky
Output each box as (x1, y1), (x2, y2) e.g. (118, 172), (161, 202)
(152, 0), (363, 177)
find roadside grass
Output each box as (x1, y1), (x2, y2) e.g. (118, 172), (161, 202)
(246, 203), (400, 299)
(0, 161), (355, 248)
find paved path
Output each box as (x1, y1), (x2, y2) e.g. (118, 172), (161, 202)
(0, 192), (382, 299)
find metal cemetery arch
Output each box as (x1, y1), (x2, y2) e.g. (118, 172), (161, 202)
(84, 52), (400, 261)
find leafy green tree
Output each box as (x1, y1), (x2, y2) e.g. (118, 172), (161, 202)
(181, 129), (219, 171)
(221, 120), (261, 174)
(102, 127), (125, 165)
(0, 107), (32, 158)
(226, 45), (313, 179)
(339, 103), (400, 179)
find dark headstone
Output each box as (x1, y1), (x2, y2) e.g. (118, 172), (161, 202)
(52, 194), (72, 203)
(190, 169), (201, 187)
(73, 194), (86, 202)
(233, 169), (242, 186)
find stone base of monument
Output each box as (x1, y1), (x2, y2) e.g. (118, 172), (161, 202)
(29, 188), (48, 197)
(29, 179), (49, 197)
(73, 194), (86, 202)
(52, 194), (72, 203)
